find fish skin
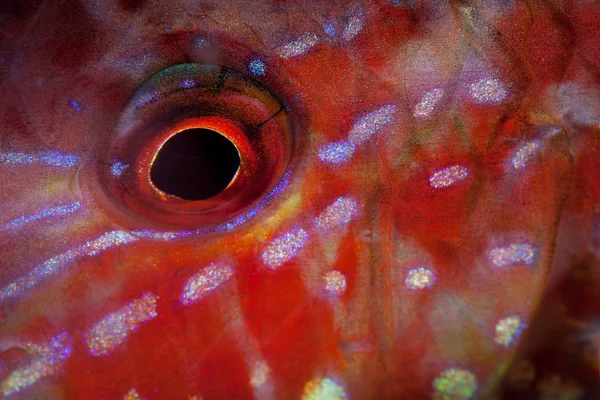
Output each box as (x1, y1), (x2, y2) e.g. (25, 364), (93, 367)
(0, 0), (599, 399)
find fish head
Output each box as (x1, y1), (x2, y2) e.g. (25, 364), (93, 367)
(1, 0), (599, 399)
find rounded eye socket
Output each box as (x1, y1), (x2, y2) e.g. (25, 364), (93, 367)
(88, 63), (292, 230)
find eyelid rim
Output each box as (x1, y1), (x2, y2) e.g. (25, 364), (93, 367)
(139, 116), (255, 208)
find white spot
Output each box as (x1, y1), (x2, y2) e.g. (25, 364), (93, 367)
(250, 360), (271, 388)
(489, 243), (535, 267)
(85, 292), (158, 356)
(276, 33), (319, 58)
(432, 368), (477, 399)
(318, 140), (356, 164)
(494, 315), (524, 347)
(429, 165), (470, 188)
(413, 88), (445, 119)
(511, 141), (541, 170)
(0, 332), (72, 396)
(405, 267), (436, 290)
(314, 196), (359, 231)
(469, 77), (508, 104)
(302, 377), (348, 400)
(348, 105), (397, 146)
(323, 270), (347, 295)
(181, 263), (234, 306)
(260, 228), (309, 269)
(341, 10), (364, 42)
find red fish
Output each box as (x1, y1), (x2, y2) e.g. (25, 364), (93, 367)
(0, 0), (599, 399)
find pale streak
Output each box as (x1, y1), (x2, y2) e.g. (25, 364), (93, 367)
(249, 360), (271, 388)
(314, 196), (359, 231)
(180, 263), (234, 306)
(429, 165), (470, 188)
(323, 270), (347, 295)
(0, 151), (79, 168)
(413, 88), (445, 119)
(319, 104), (397, 164)
(0, 332), (72, 396)
(511, 141), (541, 170)
(341, 10), (364, 42)
(260, 228), (309, 269)
(1, 201), (82, 231)
(348, 104), (397, 146)
(276, 33), (319, 58)
(489, 243), (535, 267)
(0, 230), (138, 302)
(85, 292), (158, 356)
(469, 77), (508, 104)
(317, 140), (355, 164)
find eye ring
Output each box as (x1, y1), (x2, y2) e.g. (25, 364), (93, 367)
(84, 63), (292, 231)
(139, 116), (256, 208)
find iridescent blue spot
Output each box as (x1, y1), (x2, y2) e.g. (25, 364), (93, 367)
(322, 19), (337, 37)
(248, 58), (266, 76)
(69, 100), (83, 112)
(179, 79), (196, 89)
(111, 160), (128, 177)
(194, 37), (208, 48)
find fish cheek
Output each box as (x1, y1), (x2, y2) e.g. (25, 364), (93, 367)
(389, 125), (572, 392)
(0, 5), (303, 397)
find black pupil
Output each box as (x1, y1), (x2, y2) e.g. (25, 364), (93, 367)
(150, 128), (240, 201)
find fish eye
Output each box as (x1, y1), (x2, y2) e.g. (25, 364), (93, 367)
(149, 127), (241, 201)
(84, 63), (292, 230)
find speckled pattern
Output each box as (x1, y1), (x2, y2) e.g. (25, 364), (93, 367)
(0, 0), (599, 399)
